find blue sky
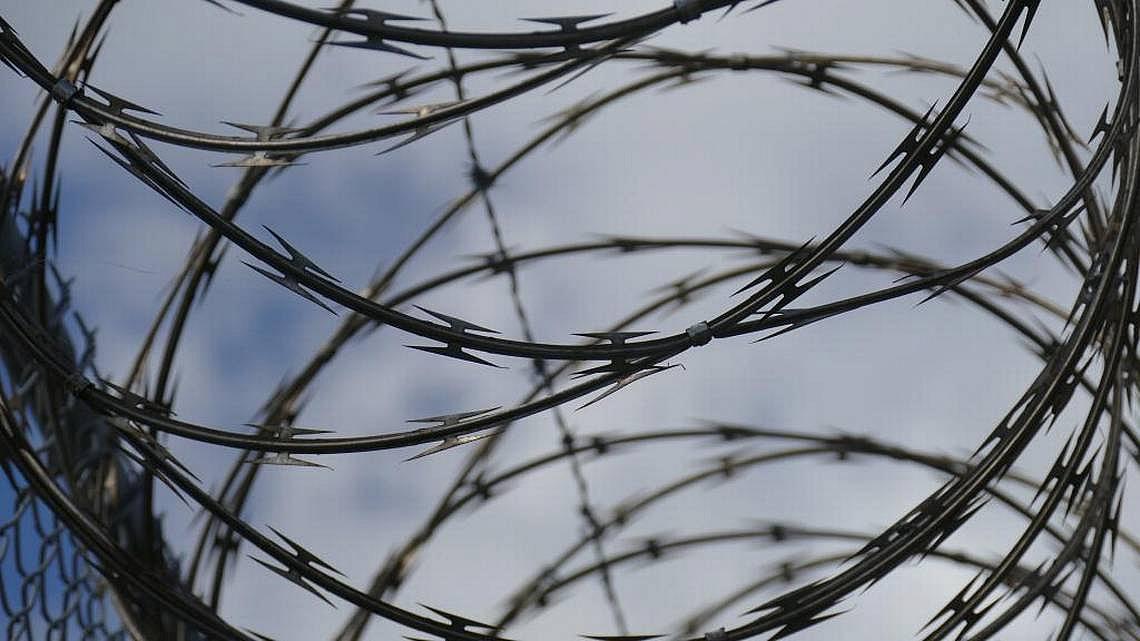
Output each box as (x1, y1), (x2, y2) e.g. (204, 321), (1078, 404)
(1, 1), (1138, 640)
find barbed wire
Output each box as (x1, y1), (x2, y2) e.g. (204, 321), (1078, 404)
(1, 1), (1138, 640)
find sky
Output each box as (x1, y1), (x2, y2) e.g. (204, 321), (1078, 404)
(1, 1), (1138, 640)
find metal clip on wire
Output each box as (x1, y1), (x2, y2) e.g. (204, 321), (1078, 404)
(50, 78), (79, 106)
(674, 0), (703, 23)
(704, 628), (728, 641)
(65, 372), (91, 393)
(686, 321), (712, 346)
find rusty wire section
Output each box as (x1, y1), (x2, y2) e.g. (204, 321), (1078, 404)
(1, 0), (1140, 640)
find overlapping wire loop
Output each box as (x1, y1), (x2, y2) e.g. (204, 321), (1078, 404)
(1, 0), (1138, 640)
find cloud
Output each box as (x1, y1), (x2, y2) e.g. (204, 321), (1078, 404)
(2, 1), (1135, 641)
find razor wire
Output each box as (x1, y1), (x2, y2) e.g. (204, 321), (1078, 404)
(0, 1), (1139, 640)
